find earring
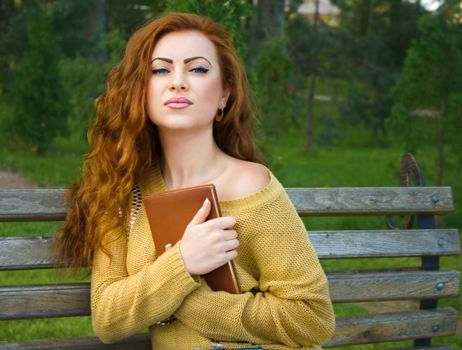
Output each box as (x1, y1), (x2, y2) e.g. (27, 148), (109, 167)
(215, 108), (224, 122)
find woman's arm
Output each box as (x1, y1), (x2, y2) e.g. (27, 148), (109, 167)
(91, 221), (200, 343)
(174, 190), (335, 347)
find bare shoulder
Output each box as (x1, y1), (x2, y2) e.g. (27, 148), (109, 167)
(220, 160), (270, 201)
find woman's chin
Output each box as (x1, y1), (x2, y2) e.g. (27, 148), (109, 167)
(156, 121), (212, 132)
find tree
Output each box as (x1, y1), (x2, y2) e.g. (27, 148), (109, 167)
(330, 0), (427, 145)
(340, 32), (395, 144)
(0, 0), (28, 91)
(7, 1), (69, 153)
(60, 28), (127, 145)
(254, 36), (295, 145)
(306, 0), (320, 149)
(390, 14), (462, 185)
(245, 0), (298, 67)
(107, 0), (166, 37)
(51, 1), (95, 58)
(165, 0), (251, 56)
(439, 0), (462, 24)
(285, 14), (311, 127)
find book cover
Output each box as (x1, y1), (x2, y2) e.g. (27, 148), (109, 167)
(142, 184), (240, 294)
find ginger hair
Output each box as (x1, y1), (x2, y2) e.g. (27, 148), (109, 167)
(55, 12), (263, 268)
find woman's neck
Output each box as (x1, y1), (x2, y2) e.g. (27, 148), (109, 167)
(158, 127), (229, 189)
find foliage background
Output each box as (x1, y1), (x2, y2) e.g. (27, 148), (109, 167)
(0, 0), (461, 348)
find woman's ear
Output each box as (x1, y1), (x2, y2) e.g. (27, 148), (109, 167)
(222, 84), (231, 108)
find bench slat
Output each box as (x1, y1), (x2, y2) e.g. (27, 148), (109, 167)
(0, 237), (55, 270)
(288, 187), (454, 216)
(0, 309), (456, 349)
(0, 190), (67, 221)
(325, 307), (457, 347)
(1, 230), (459, 270)
(0, 283), (90, 319)
(329, 269), (459, 302)
(373, 347), (453, 350)
(0, 187), (454, 221)
(1, 270), (458, 320)
(310, 229), (460, 259)
(0, 334), (151, 350)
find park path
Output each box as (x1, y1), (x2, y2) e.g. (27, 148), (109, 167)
(0, 170), (38, 189)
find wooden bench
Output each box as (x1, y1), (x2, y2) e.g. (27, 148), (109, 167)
(0, 155), (459, 349)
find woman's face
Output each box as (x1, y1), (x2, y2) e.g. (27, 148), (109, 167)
(147, 30), (229, 131)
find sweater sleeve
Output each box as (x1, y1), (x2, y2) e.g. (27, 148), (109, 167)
(174, 187), (335, 347)
(91, 220), (201, 344)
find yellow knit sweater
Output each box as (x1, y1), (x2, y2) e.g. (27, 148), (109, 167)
(91, 164), (335, 349)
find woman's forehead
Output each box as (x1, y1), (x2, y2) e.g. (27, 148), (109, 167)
(152, 30), (218, 63)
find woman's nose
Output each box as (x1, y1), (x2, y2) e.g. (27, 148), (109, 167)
(168, 72), (188, 92)
(168, 82), (188, 91)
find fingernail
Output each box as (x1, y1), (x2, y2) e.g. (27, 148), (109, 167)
(204, 198), (209, 205)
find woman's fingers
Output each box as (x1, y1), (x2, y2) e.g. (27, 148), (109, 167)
(225, 250), (238, 260)
(189, 198), (211, 226)
(222, 238), (239, 252)
(181, 200), (238, 275)
(208, 216), (236, 230)
(223, 229), (238, 241)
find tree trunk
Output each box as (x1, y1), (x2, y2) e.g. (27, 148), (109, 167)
(306, 0), (320, 149)
(89, 0), (107, 63)
(436, 101), (446, 186)
(259, 0), (285, 37)
(366, 0), (375, 37)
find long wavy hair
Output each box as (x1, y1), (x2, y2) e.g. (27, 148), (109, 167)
(55, 12), (263, 269)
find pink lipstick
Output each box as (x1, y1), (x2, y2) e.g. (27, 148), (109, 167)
(164, 97), (193, 109)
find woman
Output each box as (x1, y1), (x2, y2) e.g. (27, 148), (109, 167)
(56, 12), (335, 350)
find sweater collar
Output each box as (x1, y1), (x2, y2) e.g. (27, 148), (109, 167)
(140, 162), (282, 212)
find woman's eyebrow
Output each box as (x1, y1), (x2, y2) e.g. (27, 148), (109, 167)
(152, 57), (173, 64)
(151, 56), (212, 66)
(184, 56), (212, 66)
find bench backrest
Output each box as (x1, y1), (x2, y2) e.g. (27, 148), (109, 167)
(0, 186), (459, 349)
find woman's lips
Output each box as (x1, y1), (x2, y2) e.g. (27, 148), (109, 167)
(164, 97), (193, 109)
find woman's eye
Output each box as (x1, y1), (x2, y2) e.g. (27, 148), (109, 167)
(152, 68), (169, 75)
(190, 67), (209, 74)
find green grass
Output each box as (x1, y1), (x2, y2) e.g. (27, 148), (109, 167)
(1, 122), (461, 348)
(0, 148), (83, 188)
(0, 317), (94, 341)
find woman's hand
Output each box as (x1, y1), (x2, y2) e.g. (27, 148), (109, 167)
(180, 198), (239, 275)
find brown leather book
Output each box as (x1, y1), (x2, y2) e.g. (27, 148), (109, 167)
(142, 184), (240, 294)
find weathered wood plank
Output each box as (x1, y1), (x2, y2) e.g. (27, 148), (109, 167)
(310, 229), (460, 259)
(0, 189), (67, 221)
(1, 230), (459, 270)
(0, 334), (151, 350)
(0, 237), (55, 270)
(372, 347), (452, 350)
(328, 270), (460, 302)
(1, 271), (458, 320)
(0, 283), (90, 320)
(0, 187), (454, 221)
(324, 307), (457, 347)
(0, 309), (456, 349)
(287, 187), (454, 216)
